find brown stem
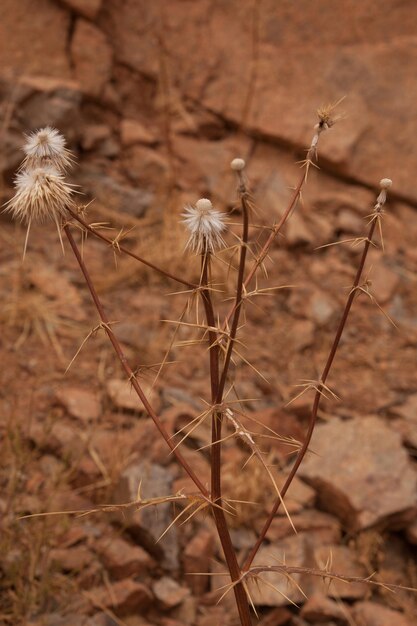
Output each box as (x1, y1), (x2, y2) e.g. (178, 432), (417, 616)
(200, 250), (252, 626)
(217, 181), (250, 401)
(223, 164), (307, 330)
(63, 224), (207, 497)
(243, 214), (378, 571)
(66, 207), (195, 289)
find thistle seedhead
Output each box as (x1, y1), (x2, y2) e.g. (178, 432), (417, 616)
(5, 166), (75, 225)
(181, 198), (227, 254)
(22, 126), (74, 172)
(231, 158), (246, 171)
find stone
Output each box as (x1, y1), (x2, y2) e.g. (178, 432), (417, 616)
(170, 594), (197, 625)
(336, 208), (364, 234)
(28, 614), (92, 626)
(313, 545), (368, 599)
(390, 395), (417, 449)
(55, 386), (101, 421)
(88, 580), (152, 616)
(28, 264), (86, 322)
(101, 1), (417, 203)
(243, 527), (370, 607)
(368, 257), (400, 304)
(71, 19), (112, 97)
(309, 291), (337, 326)
(113, 461), (178, 569)
(195, 607), (228, 626)
(300, 594), (350, 623)
(299, 416), (417, 530)
(284, 212), (314, 247)
(95, 536), (154, 579)
(49, 546), (94, 572)
(29, 420), (81, 460)
(274, 474), (316, 515)
(391, 394), (417, 421)
(255, 509), (341, 544)
(86, 614), (119, 626)
(9, 75), (82, 136)
(352, 601), (412, 626)
(152, 576), (190, 609)
(78, 166), (153, 216)
(405, 517), (417, 545)
(122, 145), (169, 189)
(106, 378), (161, 414)
(291, 320), (315, 352)
(120, 119), (158, 147)
(249, 535), (307, 606)
(183, 529), (215, 594)
(58, 0), (102, 20)
(0, 1), (71, 78)
(258, 608), (292, 626)
(252, 408), (306, 460)
(82, 124), (112, 151)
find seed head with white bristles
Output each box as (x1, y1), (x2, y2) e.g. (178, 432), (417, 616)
(181, 198), (227, 254)
(5, 166), (75, 225)
(22, 126), (74, 172)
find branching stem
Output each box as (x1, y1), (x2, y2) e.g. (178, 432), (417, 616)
(243, 206), (379, 571)
(200, 248), (252, 626)
(63, 224), (207, 496)
(66, 207), (195, 289)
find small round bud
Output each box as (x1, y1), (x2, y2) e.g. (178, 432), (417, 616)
(195, 198), (213, 212)
(379, 178), (392, 189)
(230, 158), (246, 171)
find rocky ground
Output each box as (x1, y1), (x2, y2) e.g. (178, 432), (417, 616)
(1, 1), (417, 625)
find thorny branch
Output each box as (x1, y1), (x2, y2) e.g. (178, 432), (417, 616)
(63, 224), (208, 497)
(242, 180), (390, 572)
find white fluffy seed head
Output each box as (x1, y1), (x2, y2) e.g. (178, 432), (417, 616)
(5, 166), (75, 224)
(181, 198), (227, 254)
(230, 158), (246, 171)
(22, 127), (74, 172)
(379, 178), (392, 189)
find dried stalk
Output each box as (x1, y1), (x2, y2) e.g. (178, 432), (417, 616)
(66, 206), (195, 289)
(63, 224), (207, 497)
(242, 186), (387, 572)
(199, 247), (252, 626)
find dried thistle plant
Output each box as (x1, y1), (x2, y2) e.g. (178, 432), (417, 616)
(4, 128), (76, 257)
(4, 117), (407, 626)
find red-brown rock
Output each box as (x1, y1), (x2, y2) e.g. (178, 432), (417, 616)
(95, 536), (154, 579)
(88, 579), (152, 616)
(106, 378), (161, 414)
(0, 0), (71, 78)
(113, 461), (178, 570)
(258, 608), (292, 626)
(300, 594), (350, 623)
(352, 601), (413, 626)
(58, 0), (102, 20)
(71, 19), (112, 97)
(152, 576), (190, 609)
(183, 529), (215, 595)
(55, 386), (101, 421)
(299, 416), (417, 530)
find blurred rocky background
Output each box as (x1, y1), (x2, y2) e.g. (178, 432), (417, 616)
(1, 1), (417, 626)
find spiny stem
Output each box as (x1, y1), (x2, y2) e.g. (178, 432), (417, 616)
(243, 204), (379, 572)
(63, 224), (207, 497)
(218, 175), (250, 401)
(200, 248), (252, 626)
(223, 128), (323, 331)
(66, 206), (195, 289)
